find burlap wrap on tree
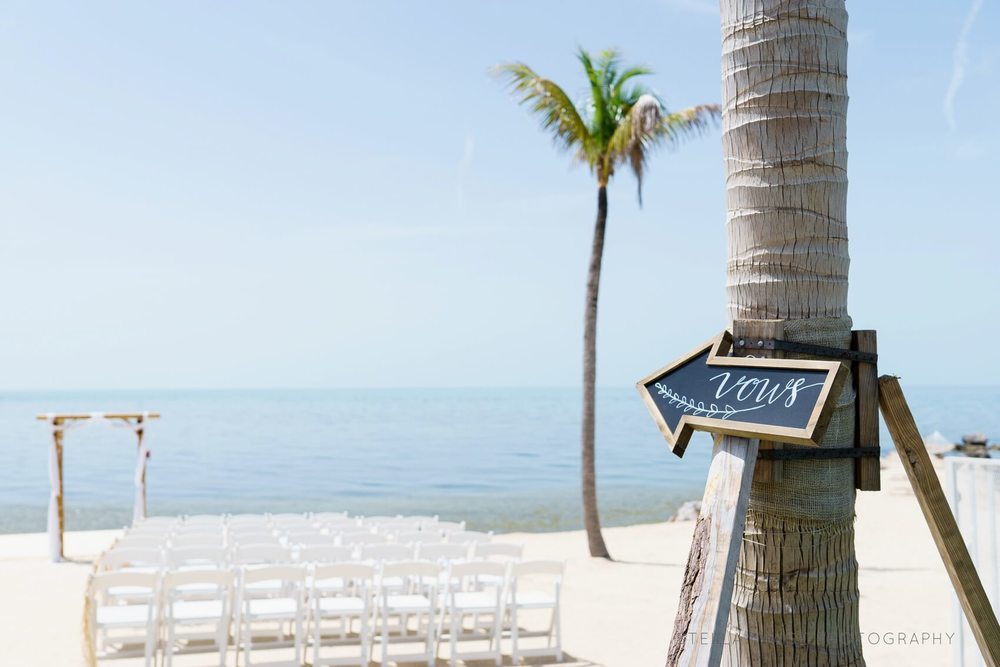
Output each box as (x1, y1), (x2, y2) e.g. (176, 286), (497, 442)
(748, 316), (856, 523)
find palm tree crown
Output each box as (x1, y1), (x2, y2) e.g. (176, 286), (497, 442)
(496, 48), (719, 202)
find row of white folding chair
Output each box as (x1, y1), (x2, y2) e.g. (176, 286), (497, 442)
(101, 541), (523, 575)
(90, 557), (560, 667)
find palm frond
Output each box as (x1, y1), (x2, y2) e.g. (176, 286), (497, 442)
(654, 103), (721, 148)
(494, 62), (592, 159)
(608, 98), (721, 205)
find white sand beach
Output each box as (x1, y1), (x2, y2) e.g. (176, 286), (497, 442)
(0, 454), (959, 666)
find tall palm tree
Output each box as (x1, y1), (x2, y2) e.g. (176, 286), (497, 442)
(717, 0), (864, 663)
(496, 49), (719, 558)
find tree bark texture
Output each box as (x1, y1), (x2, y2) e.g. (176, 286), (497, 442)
(719, 1), (863, 664)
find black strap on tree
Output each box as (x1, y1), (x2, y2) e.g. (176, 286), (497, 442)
(757, 446), (881, 460)
(732, 338), (878, 364)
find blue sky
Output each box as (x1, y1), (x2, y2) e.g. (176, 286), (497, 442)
(1, 1), (997, 389)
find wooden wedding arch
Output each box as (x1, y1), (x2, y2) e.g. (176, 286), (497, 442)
(36, 411), (159, 562)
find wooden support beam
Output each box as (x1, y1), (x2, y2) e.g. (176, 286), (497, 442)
(666, 436), (759, 666)
(852, 331), (880, 490)
(36, 412), (160, 421)
(54, 428), (65, 561)
(732, 320), (784, 483)
(878, 375), (1000, 667)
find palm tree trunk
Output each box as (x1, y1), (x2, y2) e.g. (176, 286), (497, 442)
(719, 0), (863, 664)
(582, 184), (611, 559)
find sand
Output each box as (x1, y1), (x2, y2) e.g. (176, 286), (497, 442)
(0, 454), (962, 666)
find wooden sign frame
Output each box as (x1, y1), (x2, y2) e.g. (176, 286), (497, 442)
(637, 331), (849, 456)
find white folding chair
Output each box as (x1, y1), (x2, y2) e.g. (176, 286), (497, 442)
(338, 532), (388, 548)
(473, 542), (524, 562)
(417, 543), (469, 564)
(310, 563), (375, 667)
(297, 545), (354, 565)
(439, 561), (505, 667)
(232, 544), (291, 566)
(285, 532), (332, 547)
(167, 546), (228, 569)
(230, 532), (282, 549)
(171, 533), (225, 549)
(445, 530), (493, 545)
(87, 571), (159, 667)
(360, 515), (401, 527)
(506, 560), (563, 663)
(161, 569), (233, 667)
(312, 511), (350, 523)
(235, 565), (307, 667)
(99, 547), (163, 572)
(396, 531), (441, 546)
(376, 561), (440, 667)
(361, 544), (415, 563)
(183, 514), (226, 526)
(376, 520), (422, 536)
(114, 536), (165, 551)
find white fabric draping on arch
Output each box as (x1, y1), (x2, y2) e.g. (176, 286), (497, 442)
(43, 412), (151, 562)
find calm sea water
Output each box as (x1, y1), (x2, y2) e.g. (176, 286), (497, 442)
(0, 387), (996, 534)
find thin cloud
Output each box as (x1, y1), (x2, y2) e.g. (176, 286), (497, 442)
(944, 0), (984, 132)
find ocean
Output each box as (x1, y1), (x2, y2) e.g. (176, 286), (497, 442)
(0, 387), (996, 534)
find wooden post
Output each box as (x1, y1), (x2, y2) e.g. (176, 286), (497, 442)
(54, 422), (65, 561)
(852, 331), (880, 490)
(732, 320), (784, 483)
(878, 375), (1000, 667)
(136, 417), (147, 520)
(666, 436), (759, 666)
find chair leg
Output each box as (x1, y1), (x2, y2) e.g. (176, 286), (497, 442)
(510, 605), (519, 665)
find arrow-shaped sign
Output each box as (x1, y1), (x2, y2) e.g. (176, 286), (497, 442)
(637, 331), (849, 457)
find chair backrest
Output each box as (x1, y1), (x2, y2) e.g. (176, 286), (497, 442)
(162, 568), (233, 601)
(284, 532), (330, 546)
(171, 534), (225, 549)
(395, 531), (439, 546)
(89, 570), (159, 599)
(297, 544), (353, 564)
(361, 543), (414, 562)
(313, 562), (375, 598)
(376, 521), (422, 535)
(446, 560), (507, 592)
(232, 544), (291, 565)
(417, 543), (469, 563)
(99, 547), (163, 571)
(339, 532), (388, 547)
(240, 564), (307, 588)
(167, 546), (227, 568)
(312, 511), (350, 522)
(134, 516), (177, 525)
(360, 515), (401, 527)
(114, 536), (165, 550)
(445, 530), (492, 545)
(230, 532), (281, 547)
(380, 560), (440, 595)
(183, 514), (225, 525)
(473, 542), (524, 561)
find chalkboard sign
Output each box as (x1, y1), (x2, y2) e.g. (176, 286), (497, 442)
(636, 331), (848, 457)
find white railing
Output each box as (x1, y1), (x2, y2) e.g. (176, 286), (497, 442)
(945, 456), (1000, 667)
